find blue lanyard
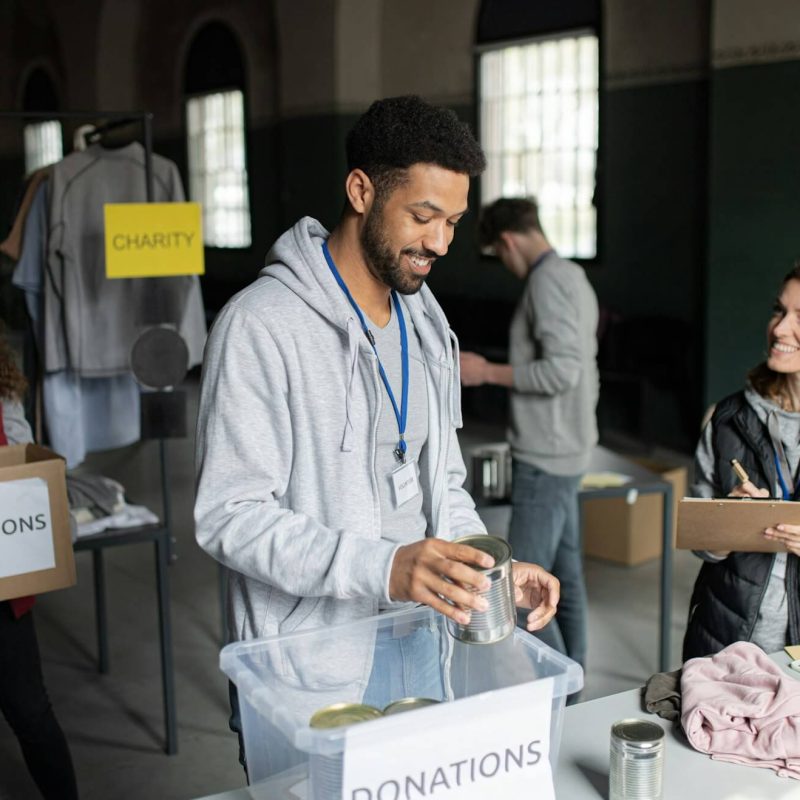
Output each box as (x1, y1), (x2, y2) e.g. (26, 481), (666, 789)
(322, 241), (409, 462)
(773, 451), (798, 501)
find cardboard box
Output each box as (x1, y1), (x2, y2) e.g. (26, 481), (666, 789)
(0, 444), (76, 601)
(582, 458), (688, 566)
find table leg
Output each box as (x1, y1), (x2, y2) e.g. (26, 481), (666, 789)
(659, 484), (674, 672)
(92, 549), (109, 674)
(155, 535), (178, 755)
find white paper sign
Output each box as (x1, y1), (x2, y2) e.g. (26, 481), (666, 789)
(0, 477), (55, 578)
(343, 677), (555, 800)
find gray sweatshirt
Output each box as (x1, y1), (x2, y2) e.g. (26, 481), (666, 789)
(508, 252), (599, 475)
(194, 218), (486, 660)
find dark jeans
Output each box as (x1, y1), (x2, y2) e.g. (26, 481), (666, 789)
(0, 601), (79, 800)
(508, 459), (587, 669)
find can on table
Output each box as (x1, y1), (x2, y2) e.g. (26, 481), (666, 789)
(308, 703), (383, 800)
(383, 697), (441, 715)
(446, 534), (515, 645)
(609, 718), (665, 800)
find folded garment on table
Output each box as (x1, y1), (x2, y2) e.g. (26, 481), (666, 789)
(643, 668), (682, 721)
(66, 473), (159, 538)
(681, 641), (800, 779)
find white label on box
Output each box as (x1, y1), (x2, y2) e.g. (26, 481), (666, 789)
(343, 677), (555, 800)
(0, 477), (55, 578)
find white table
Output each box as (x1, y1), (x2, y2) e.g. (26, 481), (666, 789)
(196, 652), (800, 800)
(556, 651), (800, 799)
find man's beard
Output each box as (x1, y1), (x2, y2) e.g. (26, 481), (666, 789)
(360, 204), (433, 295)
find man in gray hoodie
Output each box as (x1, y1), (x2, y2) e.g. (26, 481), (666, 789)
(194, 97), (560, 753)
(460, 198), (599, 668)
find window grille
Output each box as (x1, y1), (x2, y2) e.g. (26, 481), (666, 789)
(23, 120), (63, 174)
(186, 89), (252, 248)
(480, 32), (598, 258)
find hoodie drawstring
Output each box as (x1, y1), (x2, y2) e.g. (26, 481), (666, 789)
(449, 329), (463, 429)
(341, 317), (360, 452)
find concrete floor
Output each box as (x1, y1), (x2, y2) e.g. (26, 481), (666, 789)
(0, 385), (697, 800)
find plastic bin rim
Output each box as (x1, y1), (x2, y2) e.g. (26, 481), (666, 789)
(219, 605), (584, 697)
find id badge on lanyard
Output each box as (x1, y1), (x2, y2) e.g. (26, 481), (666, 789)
(391, 458), (421, 507)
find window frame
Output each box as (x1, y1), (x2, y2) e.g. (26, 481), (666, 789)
(475, 27), (602, 264)
(184, 86), (253, 251)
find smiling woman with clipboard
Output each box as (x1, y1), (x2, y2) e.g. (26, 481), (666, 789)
(683, 264), (800, 662)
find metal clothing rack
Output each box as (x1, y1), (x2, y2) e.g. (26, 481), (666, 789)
(0, 110), (155, 200)
(0, 108), (178, 755)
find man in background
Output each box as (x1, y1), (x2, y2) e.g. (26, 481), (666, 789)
(460, 197), (599, 668)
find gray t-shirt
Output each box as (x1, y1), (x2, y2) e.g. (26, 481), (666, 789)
(369, 300), (429, 550)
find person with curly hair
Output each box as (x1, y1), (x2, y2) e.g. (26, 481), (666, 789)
(195, 96), (561, 769)
(0, 330), (80, 799)
(683, 264), (800, 661)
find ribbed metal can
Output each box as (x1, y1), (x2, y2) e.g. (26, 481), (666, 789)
(308, 703), (382, 800)
(609, 718), (665, 800)
(383, 697), (441, 715)
(445, 535), (515, 644)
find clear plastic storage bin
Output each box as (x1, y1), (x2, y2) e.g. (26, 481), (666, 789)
(221, 605), (583, 799)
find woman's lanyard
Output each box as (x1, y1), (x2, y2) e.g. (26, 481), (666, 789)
(322, 241), (409, 462)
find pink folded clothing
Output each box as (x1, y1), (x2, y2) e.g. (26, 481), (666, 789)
(681, 641), (800, 779)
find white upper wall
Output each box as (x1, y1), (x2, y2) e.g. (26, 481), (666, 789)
(604, 0), (709, 89)
(713, 0), (800, 68)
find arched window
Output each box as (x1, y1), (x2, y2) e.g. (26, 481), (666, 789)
(184, 21), (251, 248)
(22, 67), (63, 174)
(477, 1), (600, 259)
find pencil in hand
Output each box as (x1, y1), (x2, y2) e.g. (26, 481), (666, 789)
(730, 458), (750, 485)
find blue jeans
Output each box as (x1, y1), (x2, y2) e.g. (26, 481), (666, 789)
(508, 459), (586, 668)
(362, 625), (445, 709)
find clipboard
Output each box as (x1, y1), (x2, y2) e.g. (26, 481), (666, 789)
(677, 497), (800, 552)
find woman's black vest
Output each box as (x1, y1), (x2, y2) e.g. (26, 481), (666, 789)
(682, 390), (800, 661)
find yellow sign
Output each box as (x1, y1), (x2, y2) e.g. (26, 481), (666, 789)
(104, 202), (204, 278)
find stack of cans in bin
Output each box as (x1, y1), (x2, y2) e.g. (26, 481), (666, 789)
(308, 699), (440, 799)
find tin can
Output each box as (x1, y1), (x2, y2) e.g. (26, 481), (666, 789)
(609, 718), (664, 800)
(383, 697), (441, 715)
(308, 703), (382, 800)
(446, 534), (515, 644)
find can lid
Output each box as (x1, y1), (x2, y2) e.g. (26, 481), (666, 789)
(383, 697), (441, 715)
(452, 534), (511, 570)
(611, 718), (665, 745)
(309, 703), (383, 729)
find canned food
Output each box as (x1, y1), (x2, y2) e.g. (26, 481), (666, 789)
(446, 535), (515, 645)
(383, 697), (441, 715)
(309, 703), (383, 729)
(609, 718), (664, 800)
(309, 703), (383, 800)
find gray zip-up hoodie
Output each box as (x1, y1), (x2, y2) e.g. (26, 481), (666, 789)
(194, 218), (486, 654)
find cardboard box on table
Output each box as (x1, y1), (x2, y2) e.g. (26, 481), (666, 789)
(582, 458), (688, 566)
(0, 444), (76, 601)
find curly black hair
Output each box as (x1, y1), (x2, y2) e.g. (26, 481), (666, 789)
(346, 95), (486, 201)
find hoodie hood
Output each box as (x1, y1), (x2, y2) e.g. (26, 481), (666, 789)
(260, 217), (348, 331)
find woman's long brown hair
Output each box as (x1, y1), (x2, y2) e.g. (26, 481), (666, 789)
(747, 263), (800, 409)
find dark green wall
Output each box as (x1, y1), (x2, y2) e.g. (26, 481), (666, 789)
(596, 81), (708, 323)
(706, 60), (800, 407)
